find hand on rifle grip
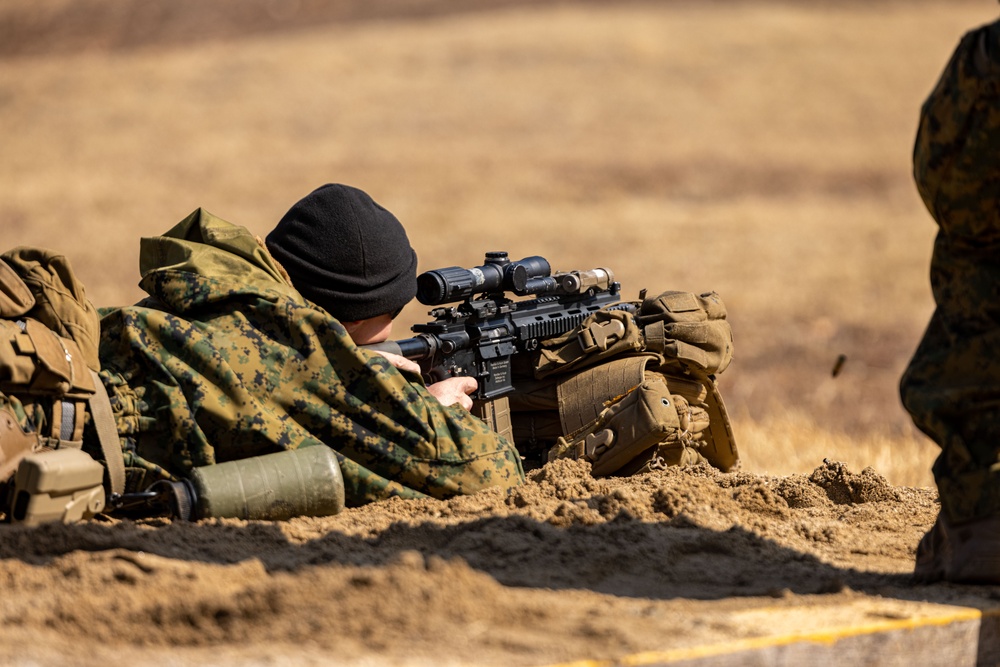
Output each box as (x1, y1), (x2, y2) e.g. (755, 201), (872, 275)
(378, 351), (422, 375)
(427, 376), (478, 411)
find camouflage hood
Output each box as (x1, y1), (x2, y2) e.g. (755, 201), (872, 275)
(99, 207), (523, 506)
(137, 208), (299, 313)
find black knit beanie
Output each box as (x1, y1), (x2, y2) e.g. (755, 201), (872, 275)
(265, 184), (418, 322)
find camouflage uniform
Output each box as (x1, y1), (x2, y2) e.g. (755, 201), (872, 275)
(900, 19), (1000, 523)
(96, 209), (525, 506)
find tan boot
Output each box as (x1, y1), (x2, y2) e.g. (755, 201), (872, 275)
(915, 512), (1000, 584)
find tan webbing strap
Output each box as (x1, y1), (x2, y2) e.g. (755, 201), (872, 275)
(643, 320), (667, 353)
(87, 369), (125, 496)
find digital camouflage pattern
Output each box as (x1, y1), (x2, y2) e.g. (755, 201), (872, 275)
(97, 209), (524, 506)
(901, 19), (1000, 522)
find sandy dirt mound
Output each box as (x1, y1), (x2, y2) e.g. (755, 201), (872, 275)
(0, 459), (962, 666)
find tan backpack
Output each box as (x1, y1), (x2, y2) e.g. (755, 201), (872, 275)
(509, 289), (738, 476)
(0, 248), (123, 524)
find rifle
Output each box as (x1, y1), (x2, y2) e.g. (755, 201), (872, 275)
(364, 252), (636, 436)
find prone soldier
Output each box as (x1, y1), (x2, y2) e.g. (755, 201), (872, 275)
(0, 182), (738, 523)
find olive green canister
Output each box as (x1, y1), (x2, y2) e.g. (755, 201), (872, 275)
(188, 445), (345, 521)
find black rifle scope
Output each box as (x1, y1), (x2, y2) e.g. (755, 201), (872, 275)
(416, 251), (552, 305)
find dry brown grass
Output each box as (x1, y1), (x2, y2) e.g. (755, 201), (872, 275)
(2, 0), (996, 488)
(737, 410), (941, 487)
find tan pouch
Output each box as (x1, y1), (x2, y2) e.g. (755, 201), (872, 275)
(512, 355), (654, 466)
(0, 319), (96, 397)
(534, 309), (645, 379)
(0, 404), (38, 482)
(639, 291), (733, 375)
(697, 376), (739, 472)
(549, 374), (681, 476)
(1, 248), (101, 372)
(660, 369), (738, 472)
(0, 248), (109, 521)
(556, 354), (657, 434)
(514, 354), (739, 474)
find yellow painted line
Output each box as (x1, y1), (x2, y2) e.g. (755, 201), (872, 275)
(543, 606), (983, 667)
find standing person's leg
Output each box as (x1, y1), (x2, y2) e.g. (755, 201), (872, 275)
(901, 19), (1000, 583)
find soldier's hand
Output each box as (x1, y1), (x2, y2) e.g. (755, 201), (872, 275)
(427, 377), (477, 411)
(378, 351), (422, 375)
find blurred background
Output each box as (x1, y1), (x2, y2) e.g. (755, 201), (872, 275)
(3, 0), (996, 485)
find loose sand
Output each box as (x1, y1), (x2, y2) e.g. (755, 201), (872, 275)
(1, 458), (985, 666)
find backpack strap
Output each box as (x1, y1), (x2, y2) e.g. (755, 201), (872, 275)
(87, 369), (125, 497)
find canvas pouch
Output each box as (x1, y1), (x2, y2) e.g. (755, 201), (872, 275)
(507, 285), (738, 474)
(548, 373), (681, 476)
(638, 290), (733, 375)
(534, 309), (645, 379)
(532, 290), (733, 380)
(0, 252), (101, 482)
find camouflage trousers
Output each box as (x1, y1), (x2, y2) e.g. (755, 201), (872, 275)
(900, 19), (1000, 523)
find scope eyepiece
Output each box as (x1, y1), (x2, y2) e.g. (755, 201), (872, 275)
(416, 252), (552, 305)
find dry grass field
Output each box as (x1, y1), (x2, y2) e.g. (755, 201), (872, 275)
(4, 0), (992, 486)
(5, 3), (1000, 665)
